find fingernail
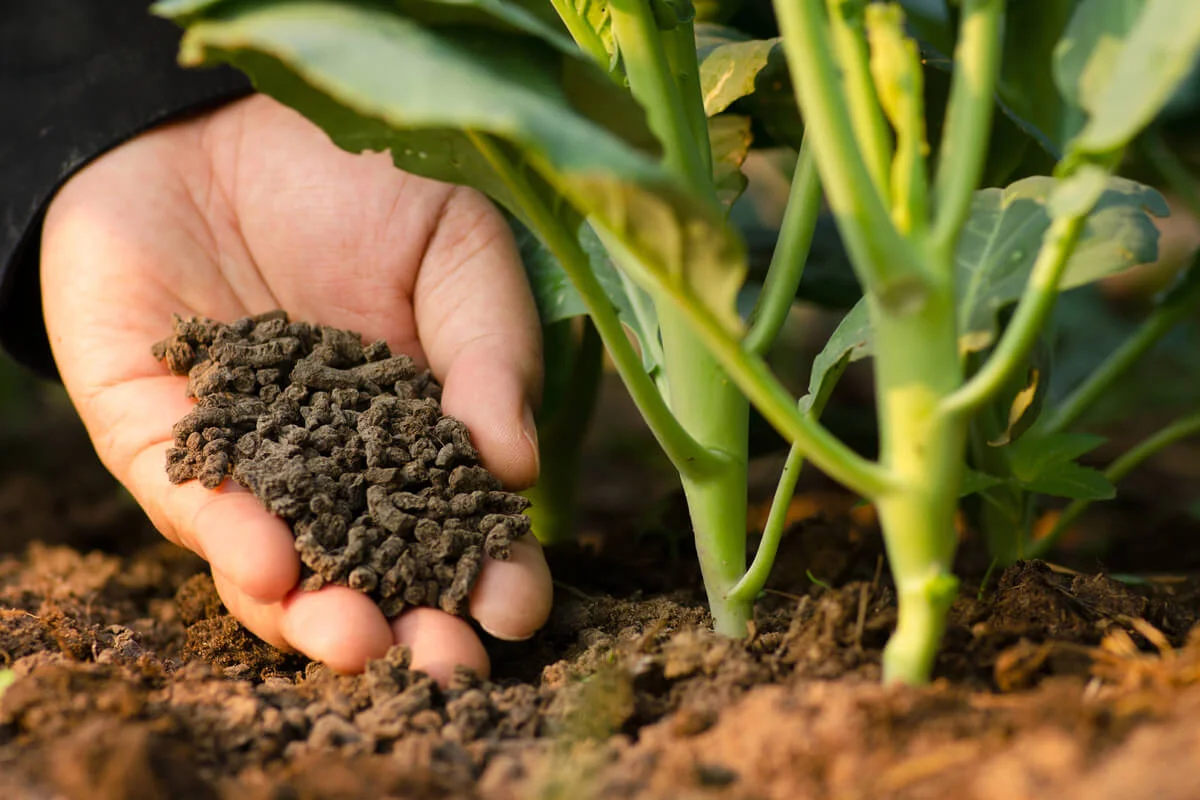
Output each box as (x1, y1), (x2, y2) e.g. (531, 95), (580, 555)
(478, 619), (537, 643)
(521, 404), (540, 476)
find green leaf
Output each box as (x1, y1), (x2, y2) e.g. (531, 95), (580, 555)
(802, 300), (871, 408)
(1005, 431), (1115, 500)
(955, 175), (1167, 353)
(988, 367), (1043, 447)
(960, 468), (1005, 498)
(1071, 0), (1200, 154)
(511, 216), (662, 375)
(696, 28), (779, 116)
(1009, 431), (1108, 476)
(709, 114), (752, 208)
(0, 669), (13, 699)
(165, 0), (747, 330)
(1020, 463), (1116, 500)
(1053, 0), (1145, 128)
(803, 175), (1166, 404)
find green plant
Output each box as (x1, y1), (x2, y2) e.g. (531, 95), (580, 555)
(154, 0), (1200, 684)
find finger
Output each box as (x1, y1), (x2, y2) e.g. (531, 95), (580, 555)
(126, 440), (301, 602)
(390, 607), (490, 685)
(469, 535), (553, 642)
(211, 569), (290, 651)
(414, 187), (542, 489)
(280, 585), (394, 674)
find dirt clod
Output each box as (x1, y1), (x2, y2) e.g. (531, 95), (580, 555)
(153, 312), (531, 618)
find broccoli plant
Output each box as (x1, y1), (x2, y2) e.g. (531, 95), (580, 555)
(155, 0), (1200, 684)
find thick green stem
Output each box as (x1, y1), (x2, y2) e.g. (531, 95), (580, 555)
(745, 136), (821, 356)
(661, 301), (753, 636)
(468, 133), (717, 477)
(1030, 410), (1200, 559)
(826, 0), (892, 195)
(931, 0), (1003, 264)
(608, 0), (712, 196)
(594, 250), (896, 497)
(609, 4), (751, 634)
(871, 288), (966, 684)
(524, 320), (604, 545)
(772, 0), (926, 294)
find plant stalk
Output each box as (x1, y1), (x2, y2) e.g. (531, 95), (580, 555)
(931, 0), (1003, 264)
(870, 289), (966, 684)
(468, 132), (718, 477)
(608, 0), (713, 197)
(664, 20), (714, 177)
(772, 0), (925, 294)
(610, 0), (752, 634)
(745, 136), (822, 356)
(727, 357), (847, 604)
(826, 0), (892, 196)
(662, 300), (754, 636)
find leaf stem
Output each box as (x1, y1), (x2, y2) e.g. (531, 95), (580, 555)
(549, 0), (624, 81)
(930, 0), (1003, 265)
(1030, 410), (1200, 559)
(468, 132), (718, 477)
(602, 238), (896, 498)
(771, 0), (924, 293)
(941, 211), (1089, 417)
(608, 0), (713, 197)
(727, 357), (847, 603)
(825, 0), (892, 196)
(1040, 264), (1200, 435)
(664, 20), (714, 177)
(745, 137), (821, 355)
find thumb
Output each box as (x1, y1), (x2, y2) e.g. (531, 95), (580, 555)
(414, 187), (542, 489)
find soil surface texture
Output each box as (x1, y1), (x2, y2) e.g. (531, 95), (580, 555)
(153, 312), (530, 617)
(5, 378), (1200, 799)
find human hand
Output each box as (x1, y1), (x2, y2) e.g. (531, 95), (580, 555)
(40, 94), (553, 683)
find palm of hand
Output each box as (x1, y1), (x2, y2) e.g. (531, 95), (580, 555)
(40, 95), (551, 681)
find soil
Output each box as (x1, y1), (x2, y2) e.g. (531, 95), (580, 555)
(153, 312), (530, 618)
(5, 376), (1200, 799)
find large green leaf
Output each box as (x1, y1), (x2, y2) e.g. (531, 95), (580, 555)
(162, 0), (748, 332)
(955, 175), (1167, 351)
(1053, 0), (1146, 144)
(804, 175), (1167, 405)
(1068, 0), (1200, 154)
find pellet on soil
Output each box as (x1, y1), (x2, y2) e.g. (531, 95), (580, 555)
(153, 311), (531, 618)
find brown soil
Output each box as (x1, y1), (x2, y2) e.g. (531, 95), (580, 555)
(5, 382), (1200, 799)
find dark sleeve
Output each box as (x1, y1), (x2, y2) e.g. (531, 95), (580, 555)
(0, 0), (253, 379)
